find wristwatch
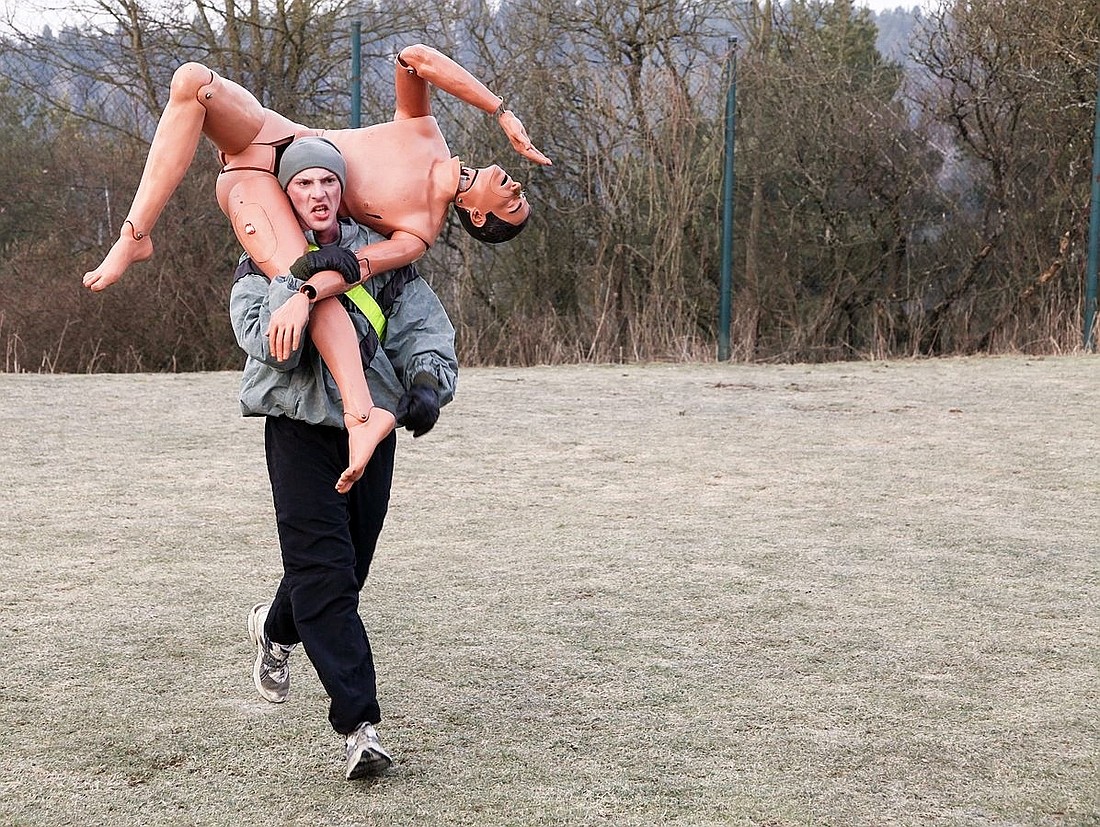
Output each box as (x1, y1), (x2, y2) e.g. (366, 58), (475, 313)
(298, 283), (317, 301)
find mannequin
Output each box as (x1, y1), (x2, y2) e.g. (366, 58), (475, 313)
(83, 44), (550, 291)
(83, 44), (550, 490)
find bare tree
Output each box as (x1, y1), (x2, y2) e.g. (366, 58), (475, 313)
(735, 0), (943, 359)
(0, 0), (369, 371)
(4, 0), (1092, 371)
(913, 0), (1100, 352)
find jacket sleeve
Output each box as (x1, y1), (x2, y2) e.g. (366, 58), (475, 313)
(381, 271), (459, 406)
(229, 274), (307, 371)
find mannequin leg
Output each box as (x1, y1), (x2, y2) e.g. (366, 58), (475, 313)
(83, 62), (266, 291)
(220, 169), (395, 491)
(310, 299), (397, 494)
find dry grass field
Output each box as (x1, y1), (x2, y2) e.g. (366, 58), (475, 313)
(0, 356), (1097, 826)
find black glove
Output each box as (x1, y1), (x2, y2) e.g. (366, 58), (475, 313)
(395, 383), (440, 438)
(289, 244), (361, 285)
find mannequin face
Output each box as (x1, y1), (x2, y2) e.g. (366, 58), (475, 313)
(455, 164), (529, 226)
(286, 167), (342, 244)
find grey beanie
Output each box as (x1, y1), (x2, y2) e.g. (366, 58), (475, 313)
(278, 137), (347, 191)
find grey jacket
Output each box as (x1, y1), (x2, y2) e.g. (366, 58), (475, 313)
(229, 219), (458, 428)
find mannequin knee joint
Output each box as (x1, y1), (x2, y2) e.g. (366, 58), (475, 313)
(170, 62), (215, 102)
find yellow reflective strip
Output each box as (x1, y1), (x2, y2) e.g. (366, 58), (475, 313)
(303, 243), (385, 339)
(344, 284), (386, 340)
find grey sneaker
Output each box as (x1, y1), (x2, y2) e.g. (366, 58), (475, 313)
(345, 722), (392, 780)
(246, 602), (293, 704)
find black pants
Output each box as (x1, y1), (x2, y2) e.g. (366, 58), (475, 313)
(262, 415), (396, 735)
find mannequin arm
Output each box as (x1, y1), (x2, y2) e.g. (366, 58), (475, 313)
(302, 268), (350, 300)
(352, 231), (429, 282)
(395, 44), (499, 118)
(395, 44), (552, 166)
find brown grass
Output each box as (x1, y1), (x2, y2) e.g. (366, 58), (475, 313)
(0, 357), (1097, 826)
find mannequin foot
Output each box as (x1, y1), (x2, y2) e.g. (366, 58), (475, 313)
(82, 225), (154, 291)
(337, 407), (396, 494)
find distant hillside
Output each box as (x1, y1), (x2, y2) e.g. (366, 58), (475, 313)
(871, 5), (924, 65)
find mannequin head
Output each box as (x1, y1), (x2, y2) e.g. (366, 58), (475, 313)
(453, 164), (530, 243)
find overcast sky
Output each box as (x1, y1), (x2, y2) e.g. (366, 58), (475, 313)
(5, 0), (929, 35)
(4, 1), (82, 32)
(857, 0), (928, 10)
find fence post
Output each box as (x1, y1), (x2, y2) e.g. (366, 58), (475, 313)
(1085, 59), (1100, 351)
(350, 23), (362, 128)
(718, 38), (738, 362)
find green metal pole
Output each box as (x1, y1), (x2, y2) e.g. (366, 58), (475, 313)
(350, 23), (362, 128)
(718, 38), (738, 362)
(1085, 59), (1100, 351)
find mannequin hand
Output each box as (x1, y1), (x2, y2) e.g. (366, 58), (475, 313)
(499, 111), (552, 166)
(268, 293), (310, 361)
(290, 245), (361, 284)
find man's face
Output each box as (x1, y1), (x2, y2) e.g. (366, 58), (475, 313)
(287, 167), (342, 243)
(455, 164), (529, 226)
